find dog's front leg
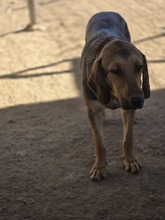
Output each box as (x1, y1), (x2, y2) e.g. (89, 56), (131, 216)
(87, 105), (106, 181)
(121, 109), (141, 173)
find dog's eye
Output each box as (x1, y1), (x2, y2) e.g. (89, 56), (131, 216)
(110, 67), (121, 75)
(135, 64), (143, 72)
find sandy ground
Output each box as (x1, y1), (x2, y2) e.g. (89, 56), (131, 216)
(0, 0), (165, 219)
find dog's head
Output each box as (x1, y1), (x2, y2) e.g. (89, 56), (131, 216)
(88, 39), (150, 110)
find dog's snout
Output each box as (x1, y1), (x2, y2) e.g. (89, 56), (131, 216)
(130, 97), (143, 108)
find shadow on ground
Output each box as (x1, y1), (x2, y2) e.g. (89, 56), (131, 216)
(0, 57), (164, 219)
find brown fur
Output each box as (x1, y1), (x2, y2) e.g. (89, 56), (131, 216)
(81, 12), (150, 181)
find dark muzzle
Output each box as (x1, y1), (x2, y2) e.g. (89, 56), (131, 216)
(130, 96), (144, 109)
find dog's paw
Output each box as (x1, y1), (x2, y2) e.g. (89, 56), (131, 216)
(89, 162), (107, 181)
(123, 158), (141, 174)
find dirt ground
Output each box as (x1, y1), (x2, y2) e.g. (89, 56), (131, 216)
(0, 0), (165, 219)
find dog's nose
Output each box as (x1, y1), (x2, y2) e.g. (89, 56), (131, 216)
(130, 97), (143, 108)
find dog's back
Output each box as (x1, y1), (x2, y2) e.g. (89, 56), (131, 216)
(85, 12), (131, 43)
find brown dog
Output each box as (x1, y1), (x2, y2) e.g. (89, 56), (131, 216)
(81, 12), (150, 181)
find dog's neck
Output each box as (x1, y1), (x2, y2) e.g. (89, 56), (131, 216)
(94, 37), (114, 56)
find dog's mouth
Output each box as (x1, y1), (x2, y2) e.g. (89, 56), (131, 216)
(106, 95), (120, 109)
(120, 97), (144, 110)
(106, 94), (144, 110)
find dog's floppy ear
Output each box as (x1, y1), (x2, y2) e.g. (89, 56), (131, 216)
(142, 54), (151, 99)
(88, 58), (110, 104)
